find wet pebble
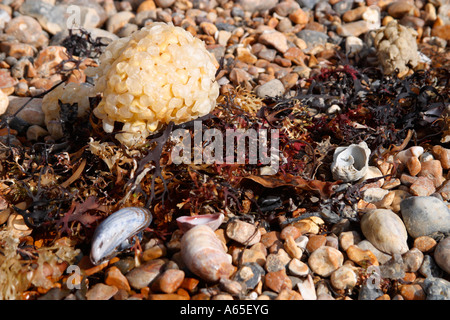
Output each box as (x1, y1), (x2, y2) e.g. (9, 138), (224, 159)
(400, 196), (450, 238)
(434, 237), (450, 274)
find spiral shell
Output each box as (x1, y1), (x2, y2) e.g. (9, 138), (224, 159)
(331, 141), (371, 182)
(90, 207), (152, 265)
(180, 225), (234, 282)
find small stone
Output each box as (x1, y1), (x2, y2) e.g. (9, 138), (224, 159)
(219, 278), (244, 296)
(86, 283), (118, 300)
(422, 277), (450, 300)
(346, 245), (379, 267)
(5, 15), (48, 48)
(434, 237), (450, 274)
(345, 36), (364, 57)
(388, 1), (417, 19)
(414, 236), (438, 252)
(358, 283), (384, 300)
(265, 249), (291, 272)
(292, 218), (320, 235)
(261, 231), (282, 248)
(437, 180), (450, 201)
(360, 209), (409, 255)
(284, 235), (303, 259)
(106, 11), (135, 34)
(275, 1), (300, 17)
(357, 240), (392, 265)
(400, 196), (450, 238)
(5, 96), (45, 126)
(264, 269), (292, 293)
(363, 187), (390, 204)
(409, 176), (436, 196)
(419, 160), (445, 188)
(280, 225), (302, 240)
(419, 255), (443, 278)
(336, 21), (370, 37)
(0, 69), (18, 95)
(105, 266), (131, 292)
(296, 29), (328, 53)
(287, 258), (309, 277)
(402, 248), (424, 273)
(406, 156), (421, 176)
(275, 288), (303, 300)
(238, 0), (278, 13)
(148, 293), (189, 300)
(343, 6), (368, 22)
(399, 284), (426, 300)
(154, 0), (175, 8)
(308, 246), (344, 277)
(289, 8), (309, 25)
(233, 263), (264, 290)
(200, 22), (218, 37)
(431, 25), (450, 41)
(226, 219), (261, 246)
(255, 79), (285, 99)
(306, 234), (327, 253)
(137, 0), (156, 13)
(142, 244), (166, 261)
(390, 189), (412, 213)
(330, 265), (357, 290)
(236, 47), (258, 64)
(380, 254), (405, 280)
(125, 259), (165, 290)
(0, 89), (8, 116)
(259, 30), (289, 53)
(151, 269), (185, 294)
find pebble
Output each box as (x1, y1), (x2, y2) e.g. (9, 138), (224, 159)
(284, 235), (303, 259)
(419, 160), (445, 187)
(296, 29), (328, 53)
(330, 265), (357, 290)
(86, 283), (118, 300)
(0, 88), (8, 115)
(345, 36), (364, 57)
(402, 248), (424, 273)
(422, 277), (450, 300)
(125, 259), (165, 290)
(105, 266), (131, 292)
(419, 255), (443, 278)
(264, 269), (292, 293)
(306, 234), (327, 253)
(399, 284), (426, 300)
(409, 176), (436, 196)
(151, 269), (185, 294)
(255, 79), (285, 99)
(226, 220), (261, 246)
(360, 209), (409, 255)
(414, 236), (438, 252)
(233, 262), (265, 290)
(265, 249), (291, 272)
(387, 1), (418, 19)
(238, 0), (278, 13)
(336, 21), (370, 37)
(5, 96), (45, 126)
(346, 245), (379, 266)
(106, 11), (135, 34)
(4, 15), (48, 48)
(308, 246), (343, 277)
(287, 258), (310, 277)
(289, 8), (310, 25)
(259, 30), (289, 53)
(358, 283), (384, 300)
(434, 237), (450, 274)
(400, 196), (450, 238)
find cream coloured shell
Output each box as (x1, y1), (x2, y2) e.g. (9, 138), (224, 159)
(90, 207), (152, 265)
(331, 141), (371, 182)
(180, 224), (234, 282)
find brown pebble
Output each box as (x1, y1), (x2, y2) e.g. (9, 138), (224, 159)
(418, 160), (444, 187)
(409, 176), (436, 196)
(151, 269), (185, 294)
(414, 236), (437, 252)
(346, 245), (379, 266)
(86, 283), (118, 300)
(261, 231), (282, 248)
(306, 234), (327, 253)
(105, 266), (131, 292)
(280, 225), (301, 240)
(275, 288), (303, 300)
(180, 277), (199, 293)
(399, 284), (426, 300)
(148, 293), (189, 300)
(289, 8), (309, 25)
(375, 294), (391, 300)
(432, 145), (450, 170)
(142, 244), (166, 261)
(264, 269), (292, 293)
(406, 156), (421, 176)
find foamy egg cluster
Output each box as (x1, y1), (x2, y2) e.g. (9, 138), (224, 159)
(89, 22), (220, 147)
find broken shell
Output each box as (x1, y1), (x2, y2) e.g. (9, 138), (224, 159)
(331, 142), (371, 182)
(176, 213), (224, 233)
(180, 224), (234, 282)
(90, 207), (152, 265)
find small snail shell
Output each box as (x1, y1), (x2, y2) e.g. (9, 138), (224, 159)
(331, 141), (371, 182)
(90, 207), (152, 265)
(180, 225), (234, 282)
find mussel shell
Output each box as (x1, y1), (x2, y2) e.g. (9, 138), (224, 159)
(90, 207), (152, 265)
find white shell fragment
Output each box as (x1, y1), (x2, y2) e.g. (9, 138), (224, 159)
(331, 141), (371, 182)
(176, 213), (224, 233)
(90, 207), (152, 265)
